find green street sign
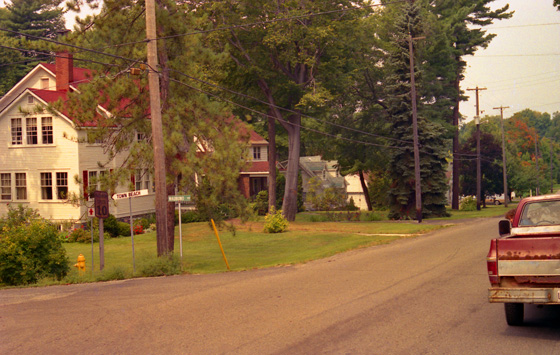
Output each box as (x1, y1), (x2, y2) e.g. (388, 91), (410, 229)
(168, 195), (191, 203)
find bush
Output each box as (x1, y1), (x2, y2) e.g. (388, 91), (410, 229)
(460, 196), (477, 211)
(64, 228), (96, 243)
(175, 210), (204, 224)
(117, 221), (131, 237)
(0, 220), (70, 285)
(103, 214), (119, 238)
(263, 209), (288, 233)
(137, 253), (182, 277)
(253, 190), (269, 216)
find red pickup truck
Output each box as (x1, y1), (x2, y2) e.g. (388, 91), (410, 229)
(487, 195), (560, 326)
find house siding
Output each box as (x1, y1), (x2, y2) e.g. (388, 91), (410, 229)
(0, 92), (81, 220)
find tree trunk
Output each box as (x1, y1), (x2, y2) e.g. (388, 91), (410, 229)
(359, 170), (372, 211)
(281, 114), (301, 221)
(268, 111), (277, 212)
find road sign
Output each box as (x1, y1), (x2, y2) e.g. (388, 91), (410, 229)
(87, 207), (95, 218)
(168, 195), (191, 203)
(112, 189), (149, 200)
(93, 191), (109, 219)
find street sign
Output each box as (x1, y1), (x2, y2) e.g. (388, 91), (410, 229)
(87, 207), (95, 218)
(93, 191), (109, 219)
(168, 195), (191, 203)
(112, 189), (149, 200)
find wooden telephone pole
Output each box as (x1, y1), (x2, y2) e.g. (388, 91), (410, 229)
(145, 0), (169, 255)
(467, 86), (486, 210)
(493, 106), (509, 207)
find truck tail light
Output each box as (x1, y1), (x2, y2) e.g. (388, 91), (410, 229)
(487, 239), (499, 285)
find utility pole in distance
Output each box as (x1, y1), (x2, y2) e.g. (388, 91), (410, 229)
(467, 86), (486, 211)
(494, 106), (509, 207)
(145, 0), (169, 255)
(408, 34), (425, 223)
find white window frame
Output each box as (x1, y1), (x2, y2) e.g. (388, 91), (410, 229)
(11, 117), (54, 146)
(56, 172), (68, 200)
(253, 147), (261, 160)
(1, 173), (11, 200)
(15, 173), (27, 200)
(41, 172), (53, 200)
(11, 118), (22, 145)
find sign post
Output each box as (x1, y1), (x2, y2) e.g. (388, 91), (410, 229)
(168, 195), (191, 263)
(112, 189), (149, 274)
(93, 191), (109, 271)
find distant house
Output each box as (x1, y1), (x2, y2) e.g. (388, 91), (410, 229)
(297, 156), (370, 210)
(0, 53), (269, 223)
(237, 126), (270, 199)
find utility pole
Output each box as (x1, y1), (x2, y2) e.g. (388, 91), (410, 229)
(467, 86), (486, 211)
(145, 0), (169, 255)
(494, 106), (509, 207)
(408, 34), (424, 223)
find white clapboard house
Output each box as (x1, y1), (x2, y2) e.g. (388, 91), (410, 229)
(0, 53), (155, 223)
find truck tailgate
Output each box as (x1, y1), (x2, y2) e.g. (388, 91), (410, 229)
(498, 237), (560, 277)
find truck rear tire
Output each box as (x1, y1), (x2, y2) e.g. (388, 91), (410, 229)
(505, 303), (524, 326)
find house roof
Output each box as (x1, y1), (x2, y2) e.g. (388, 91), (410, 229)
(241, 161), (270, 174)
(40, 63), (93, 88)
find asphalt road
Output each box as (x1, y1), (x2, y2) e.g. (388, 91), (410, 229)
(2, 217), (560, 354)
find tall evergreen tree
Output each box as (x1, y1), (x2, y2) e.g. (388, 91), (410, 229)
(384, 0), (449, 220)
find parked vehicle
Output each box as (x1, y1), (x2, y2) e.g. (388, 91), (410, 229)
(487, 194), (560, 326)
(485, 194), (505, 205)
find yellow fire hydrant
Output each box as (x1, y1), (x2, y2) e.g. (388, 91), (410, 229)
(74, 254), (86, 273)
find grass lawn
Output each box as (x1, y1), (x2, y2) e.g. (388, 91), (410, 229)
(59, 218), (445, 284)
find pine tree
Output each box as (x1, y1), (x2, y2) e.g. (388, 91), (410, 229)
(385, 1), (449, 220)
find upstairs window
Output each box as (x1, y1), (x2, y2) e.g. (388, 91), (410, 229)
(42, 117), (53, 144)
(26, 118), (38, 145)
(253, 147), (261, 160)
(11, 118), (22, 145)
(41, 78), (49, 89)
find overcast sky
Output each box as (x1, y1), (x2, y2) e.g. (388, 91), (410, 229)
(461, 0), (560, 122)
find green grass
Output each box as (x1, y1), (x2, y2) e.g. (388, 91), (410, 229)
(54, 218), (444, 284)
(434, 203), (519, 220)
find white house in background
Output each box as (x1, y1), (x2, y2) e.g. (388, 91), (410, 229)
(0, 53), (155, 223)
(297, 156), (369, 210)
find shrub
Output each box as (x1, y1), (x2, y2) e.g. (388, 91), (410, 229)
(263, 209), (288, 233)
(137, 253), (181, 277)
(64, 228), (95, 243)
(253, 190), (269, 215)
(0, 220), (70, 285)
(103, 214), (119, 238)
(460, 196), (477, 211)
(117, 221), (131, 237)
(0, 204), (40, 230)
(175, 210), (204, 224)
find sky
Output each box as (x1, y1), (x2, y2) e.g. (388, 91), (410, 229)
(461, 0), (560, 122)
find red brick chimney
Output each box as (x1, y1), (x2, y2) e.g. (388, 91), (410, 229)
(56, 52), (74, 91)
